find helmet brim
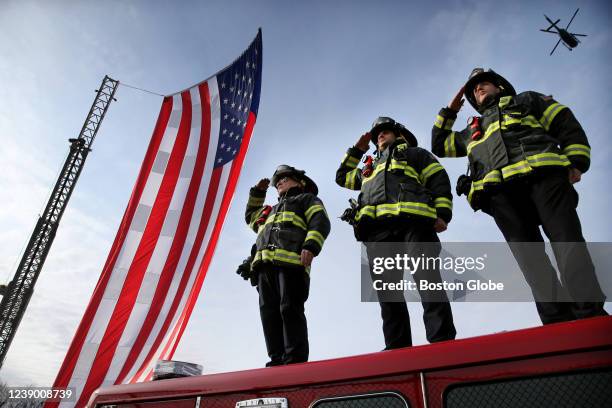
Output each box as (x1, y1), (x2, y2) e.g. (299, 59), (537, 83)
(299, 174), (319, 195)
(369, 122), (395, 145)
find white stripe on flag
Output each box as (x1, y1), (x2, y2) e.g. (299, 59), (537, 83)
(133, 163), (231, 383)
(121, 77), (221, 384)
(153, 156), (233, 374)
(102, 87), (204, 385)
(155, 158), (235, 377)
(59, 94), (183, 408)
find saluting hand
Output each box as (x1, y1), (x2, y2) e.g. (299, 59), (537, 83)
(255, 178), (270, 191)
(301, 249), (314, 267)
(448, 86), (465, 113)
(355, 133), (371, 152)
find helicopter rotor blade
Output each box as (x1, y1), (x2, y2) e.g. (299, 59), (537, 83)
(543, 15), (561, 31)
(571, 33), (587, 37)
(540, 29), (558, 34)
(550, 38), (562, 56)
(566, 8), (579, 29)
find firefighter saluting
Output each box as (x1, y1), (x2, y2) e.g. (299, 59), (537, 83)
(245, 165), (330, 366)
(431, 68), (607, 323)
(336, 117), (456, 349)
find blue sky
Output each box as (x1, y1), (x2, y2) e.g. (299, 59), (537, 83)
(1, 0), (610, 386)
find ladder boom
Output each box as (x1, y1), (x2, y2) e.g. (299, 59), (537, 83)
(0, 75), (119, 368)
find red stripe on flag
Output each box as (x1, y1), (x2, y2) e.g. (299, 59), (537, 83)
(164, 111), (258, 360)
(44, 97), (174, 408)
(74, 91), (193, 407)
(142, 112), (257, 381)
(129, 167), (223, 382)
(114, 84), (212, 384)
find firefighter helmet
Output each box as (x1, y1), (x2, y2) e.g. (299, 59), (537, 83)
(369, 117), (418, 147)
(271, 165), (318, 195)
(464, 68), (516, 111)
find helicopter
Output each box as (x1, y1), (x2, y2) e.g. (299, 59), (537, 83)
(540, 8), (587, 55)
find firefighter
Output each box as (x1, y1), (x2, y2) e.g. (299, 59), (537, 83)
(431, 68), (607, 324)
(245, 165), (331, 366)
(336, 117), (456, 349)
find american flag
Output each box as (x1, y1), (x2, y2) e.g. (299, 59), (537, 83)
(46, 29), (262, 407)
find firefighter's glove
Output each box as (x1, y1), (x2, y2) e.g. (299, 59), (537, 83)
(456, 174), (472, 197)
(255, 178), (270, 191)
(236, 257), (253, 281)
(340, 207), (358, 225)
(355, 133), (370, 152)
(340, 198), (359, 225)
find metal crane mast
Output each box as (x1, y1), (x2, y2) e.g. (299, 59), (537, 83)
(0, 75), (119, 368)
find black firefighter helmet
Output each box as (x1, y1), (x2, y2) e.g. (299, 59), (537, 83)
(369, 117), (418, 147)
(271, 165), (318, 195)
(464, 68), (516, 111)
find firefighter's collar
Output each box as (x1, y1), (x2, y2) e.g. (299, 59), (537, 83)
(498, 95), (513, 109)
(376, 146), (390, 159)
(377, 139), (407, 158)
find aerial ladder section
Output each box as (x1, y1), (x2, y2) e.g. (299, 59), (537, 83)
(0, 76), (119, 368)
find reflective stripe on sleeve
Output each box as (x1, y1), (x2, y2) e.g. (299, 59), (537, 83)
(434, 197), (452, 210)
(562, 144), (591, 159)
(305, 204), (325, 223)
(444, 132), (457, 157)
(420, 162), (444, 184)
(305, 230), (325, 247)
(247, 195), (265, 207)
(434, 115), (454, 130)
(342, 153), (360, 169)
(539, 102), (567, 131)
(345, 168), (360, 190)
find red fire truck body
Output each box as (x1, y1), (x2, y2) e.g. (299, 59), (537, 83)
(88, 316), (612, 408)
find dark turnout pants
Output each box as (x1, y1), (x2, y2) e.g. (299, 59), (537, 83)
(365, 220), (456, 349)
(257, 262), (310, 366)
(486, 168), (607, 324)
